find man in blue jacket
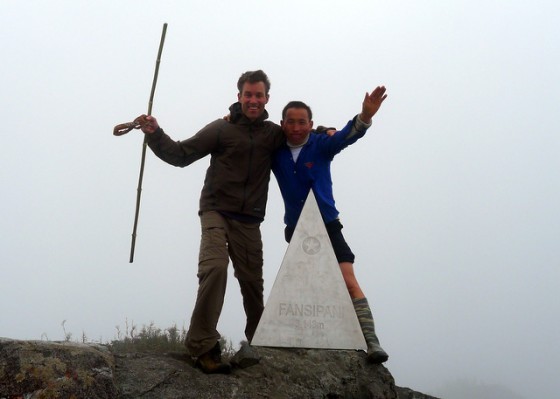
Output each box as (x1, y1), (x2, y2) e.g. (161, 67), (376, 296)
(272, 86), (389, 363)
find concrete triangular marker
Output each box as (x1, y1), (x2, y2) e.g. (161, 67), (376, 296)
(252, 191), (367, 350)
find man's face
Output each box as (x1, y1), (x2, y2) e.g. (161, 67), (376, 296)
(237, 81), (269, 121)
(281, 108), (314, 146)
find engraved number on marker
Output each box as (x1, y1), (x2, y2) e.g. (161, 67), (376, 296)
(296, 319), (325, 330)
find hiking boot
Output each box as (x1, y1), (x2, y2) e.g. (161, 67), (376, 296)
(195, 342), (232, 374)
(367, 342), (389, 364)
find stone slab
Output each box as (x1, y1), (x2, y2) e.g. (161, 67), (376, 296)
(252, 191), (366, 350)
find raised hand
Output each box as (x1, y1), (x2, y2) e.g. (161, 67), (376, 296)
(360, 86), (387, 123)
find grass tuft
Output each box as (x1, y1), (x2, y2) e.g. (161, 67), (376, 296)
(109, 320), (237, 360)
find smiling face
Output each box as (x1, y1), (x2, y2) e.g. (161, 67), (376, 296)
(237, 81), (269, 121)
(281, 107), (314, 146)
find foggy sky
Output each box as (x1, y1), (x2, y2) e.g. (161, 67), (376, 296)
(1, 1), (559, 398)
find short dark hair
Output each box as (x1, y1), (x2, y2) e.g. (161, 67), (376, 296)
(237, 70), (271, 95)
(282, 101), (313, 120)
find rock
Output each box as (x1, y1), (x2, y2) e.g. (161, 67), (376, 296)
(0, 338), (116, 399)
(1, 338), (440, 399)
(115, 346), (397, 399)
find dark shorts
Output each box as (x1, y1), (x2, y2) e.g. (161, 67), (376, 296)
(284, 219), (355, 263)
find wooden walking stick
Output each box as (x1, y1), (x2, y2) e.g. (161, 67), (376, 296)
(116, 23), (168, 263)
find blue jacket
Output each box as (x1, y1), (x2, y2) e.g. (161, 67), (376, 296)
(272, 117), (367, 227)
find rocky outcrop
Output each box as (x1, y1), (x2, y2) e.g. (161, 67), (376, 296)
(0, 338), (116, 399)
(0, 338), (439, 399)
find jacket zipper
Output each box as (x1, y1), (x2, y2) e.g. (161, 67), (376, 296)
(241, 125), (255, 213)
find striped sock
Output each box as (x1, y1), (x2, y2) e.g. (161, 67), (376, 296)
(352, 297), (380, 346)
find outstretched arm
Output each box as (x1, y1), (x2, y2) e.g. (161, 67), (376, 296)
(358, 86), (387, 124)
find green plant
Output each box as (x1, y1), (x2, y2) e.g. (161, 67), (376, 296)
(110, 320), (239, 359)
(110, 321), (188, 353)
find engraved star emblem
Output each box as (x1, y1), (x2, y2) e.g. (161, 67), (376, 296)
(302, 237), (321, 255)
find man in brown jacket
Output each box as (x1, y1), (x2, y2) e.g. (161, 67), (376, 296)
(139, 70), (283, 374)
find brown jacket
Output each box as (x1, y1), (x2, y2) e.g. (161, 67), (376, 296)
(146, 103), (284, 221)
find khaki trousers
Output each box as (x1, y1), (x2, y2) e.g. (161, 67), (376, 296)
(185, 211), (264, 357)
